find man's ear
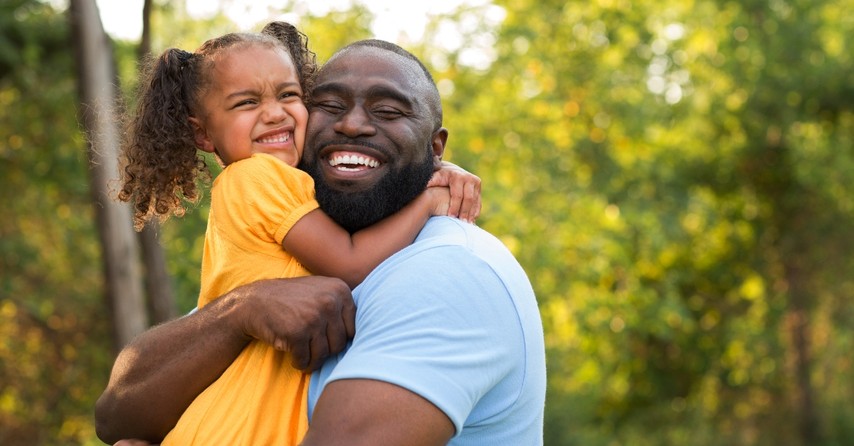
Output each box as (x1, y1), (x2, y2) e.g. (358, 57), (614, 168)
(189, 117), (215, 153)
(431, 127), (448, 170)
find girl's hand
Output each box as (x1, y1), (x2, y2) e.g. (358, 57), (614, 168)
(425, 186), (451, 217)
(427, 161), (482, 223)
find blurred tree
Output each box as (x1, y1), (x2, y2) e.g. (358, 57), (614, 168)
(69, 0), (147, 350)
(134, 0), (178, 325)
(0, 0), (115, 443)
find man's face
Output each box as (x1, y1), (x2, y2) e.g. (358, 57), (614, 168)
(300, 46), (446, 232)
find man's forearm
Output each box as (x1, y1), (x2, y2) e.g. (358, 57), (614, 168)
(94, 276), (355, 444)
(95, 294), (250, 444)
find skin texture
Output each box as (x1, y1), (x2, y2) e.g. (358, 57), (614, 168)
(97, 43), (474, 446)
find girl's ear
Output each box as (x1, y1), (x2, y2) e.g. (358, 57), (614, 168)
(189, 117), (215, 153)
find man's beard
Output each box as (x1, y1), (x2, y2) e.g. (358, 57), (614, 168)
(301, 149), (434, 233)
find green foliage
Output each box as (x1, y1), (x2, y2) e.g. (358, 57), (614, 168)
(1, 0), (852, 445)
(299, 4), (375, 63)
(431, 0), (853, 444)
(0, 1), (112, 444)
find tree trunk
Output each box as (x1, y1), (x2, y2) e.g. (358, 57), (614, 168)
(138, 225), (178, 323)
(783, 233), (819, 444)
(136, 0), (178, 324)
(69, 0), (148, 350)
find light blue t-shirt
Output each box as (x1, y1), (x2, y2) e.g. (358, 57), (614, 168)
(309, 217), (546, 445)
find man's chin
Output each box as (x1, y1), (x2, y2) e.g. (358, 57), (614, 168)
(306, 158), (433, 233)
(318, 168), (384, 194)
(313, 184), (388, 233)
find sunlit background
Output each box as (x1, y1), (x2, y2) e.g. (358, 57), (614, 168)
(2, 0), (852, 445)
(97, 0), (507, 69)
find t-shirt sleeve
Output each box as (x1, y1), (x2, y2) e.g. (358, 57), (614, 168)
(322, 245), (522, 435)
(213, 154), (319, 247)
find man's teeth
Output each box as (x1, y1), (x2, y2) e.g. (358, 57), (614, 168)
(328, 154), (380, 168)
(258, 133), (290, 143)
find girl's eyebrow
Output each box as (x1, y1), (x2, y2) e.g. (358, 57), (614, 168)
(225, 81), (302, 100)
(276, 81), (303, 92)
(225, 89), (257, 100)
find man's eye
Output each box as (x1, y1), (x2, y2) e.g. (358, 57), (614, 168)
(314, 101), (345, 112)
(373, 107), (403, 119)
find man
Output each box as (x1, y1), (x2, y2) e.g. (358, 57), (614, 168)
(96, 39), (546, 445)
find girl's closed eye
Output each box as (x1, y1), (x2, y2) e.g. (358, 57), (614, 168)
(233, 99), (258, 109)
(279, 90), (302, 101)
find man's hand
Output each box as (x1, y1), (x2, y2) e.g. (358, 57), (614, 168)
(428, 161), (481, 223)
(235, 276), (355, 371)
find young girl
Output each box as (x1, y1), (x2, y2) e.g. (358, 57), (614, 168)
(118, 22), (480, 445)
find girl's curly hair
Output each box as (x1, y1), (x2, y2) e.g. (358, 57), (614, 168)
(117, 21), (317, 231)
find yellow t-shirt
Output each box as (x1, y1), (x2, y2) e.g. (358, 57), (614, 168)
(163, 153), (319, 445)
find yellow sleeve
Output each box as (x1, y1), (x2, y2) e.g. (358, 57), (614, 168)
(211, 153), (319, 250)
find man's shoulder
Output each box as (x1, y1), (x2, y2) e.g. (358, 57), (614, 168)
(411, 218), (526, 277)
(364, 217), (529, 297)
(410, 217), (511, 258)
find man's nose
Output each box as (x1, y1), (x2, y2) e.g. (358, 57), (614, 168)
(333, 106), (376, 137)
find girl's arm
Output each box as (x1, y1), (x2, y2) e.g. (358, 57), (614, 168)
(284, 186), (449, 289)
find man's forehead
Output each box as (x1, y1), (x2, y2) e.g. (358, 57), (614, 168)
(318, 46), (421, 87)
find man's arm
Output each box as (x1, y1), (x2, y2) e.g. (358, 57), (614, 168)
(298, 234), (522, 445)
(94, 276), (354, 444)
(300, 379), (454, 446)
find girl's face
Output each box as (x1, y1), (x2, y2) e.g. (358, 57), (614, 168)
(190, 45), (308, 167)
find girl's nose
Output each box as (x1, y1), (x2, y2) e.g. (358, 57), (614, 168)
(261, 102), (288, 123)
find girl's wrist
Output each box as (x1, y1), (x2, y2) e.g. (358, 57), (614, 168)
(425, 186), (450, 217)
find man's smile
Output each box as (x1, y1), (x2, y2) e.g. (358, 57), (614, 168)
(315, 144), (388, 186)
(327, 151), (381, 171)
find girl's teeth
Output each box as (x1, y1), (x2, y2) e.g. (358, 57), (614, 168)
(259, 133), (289, 143)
